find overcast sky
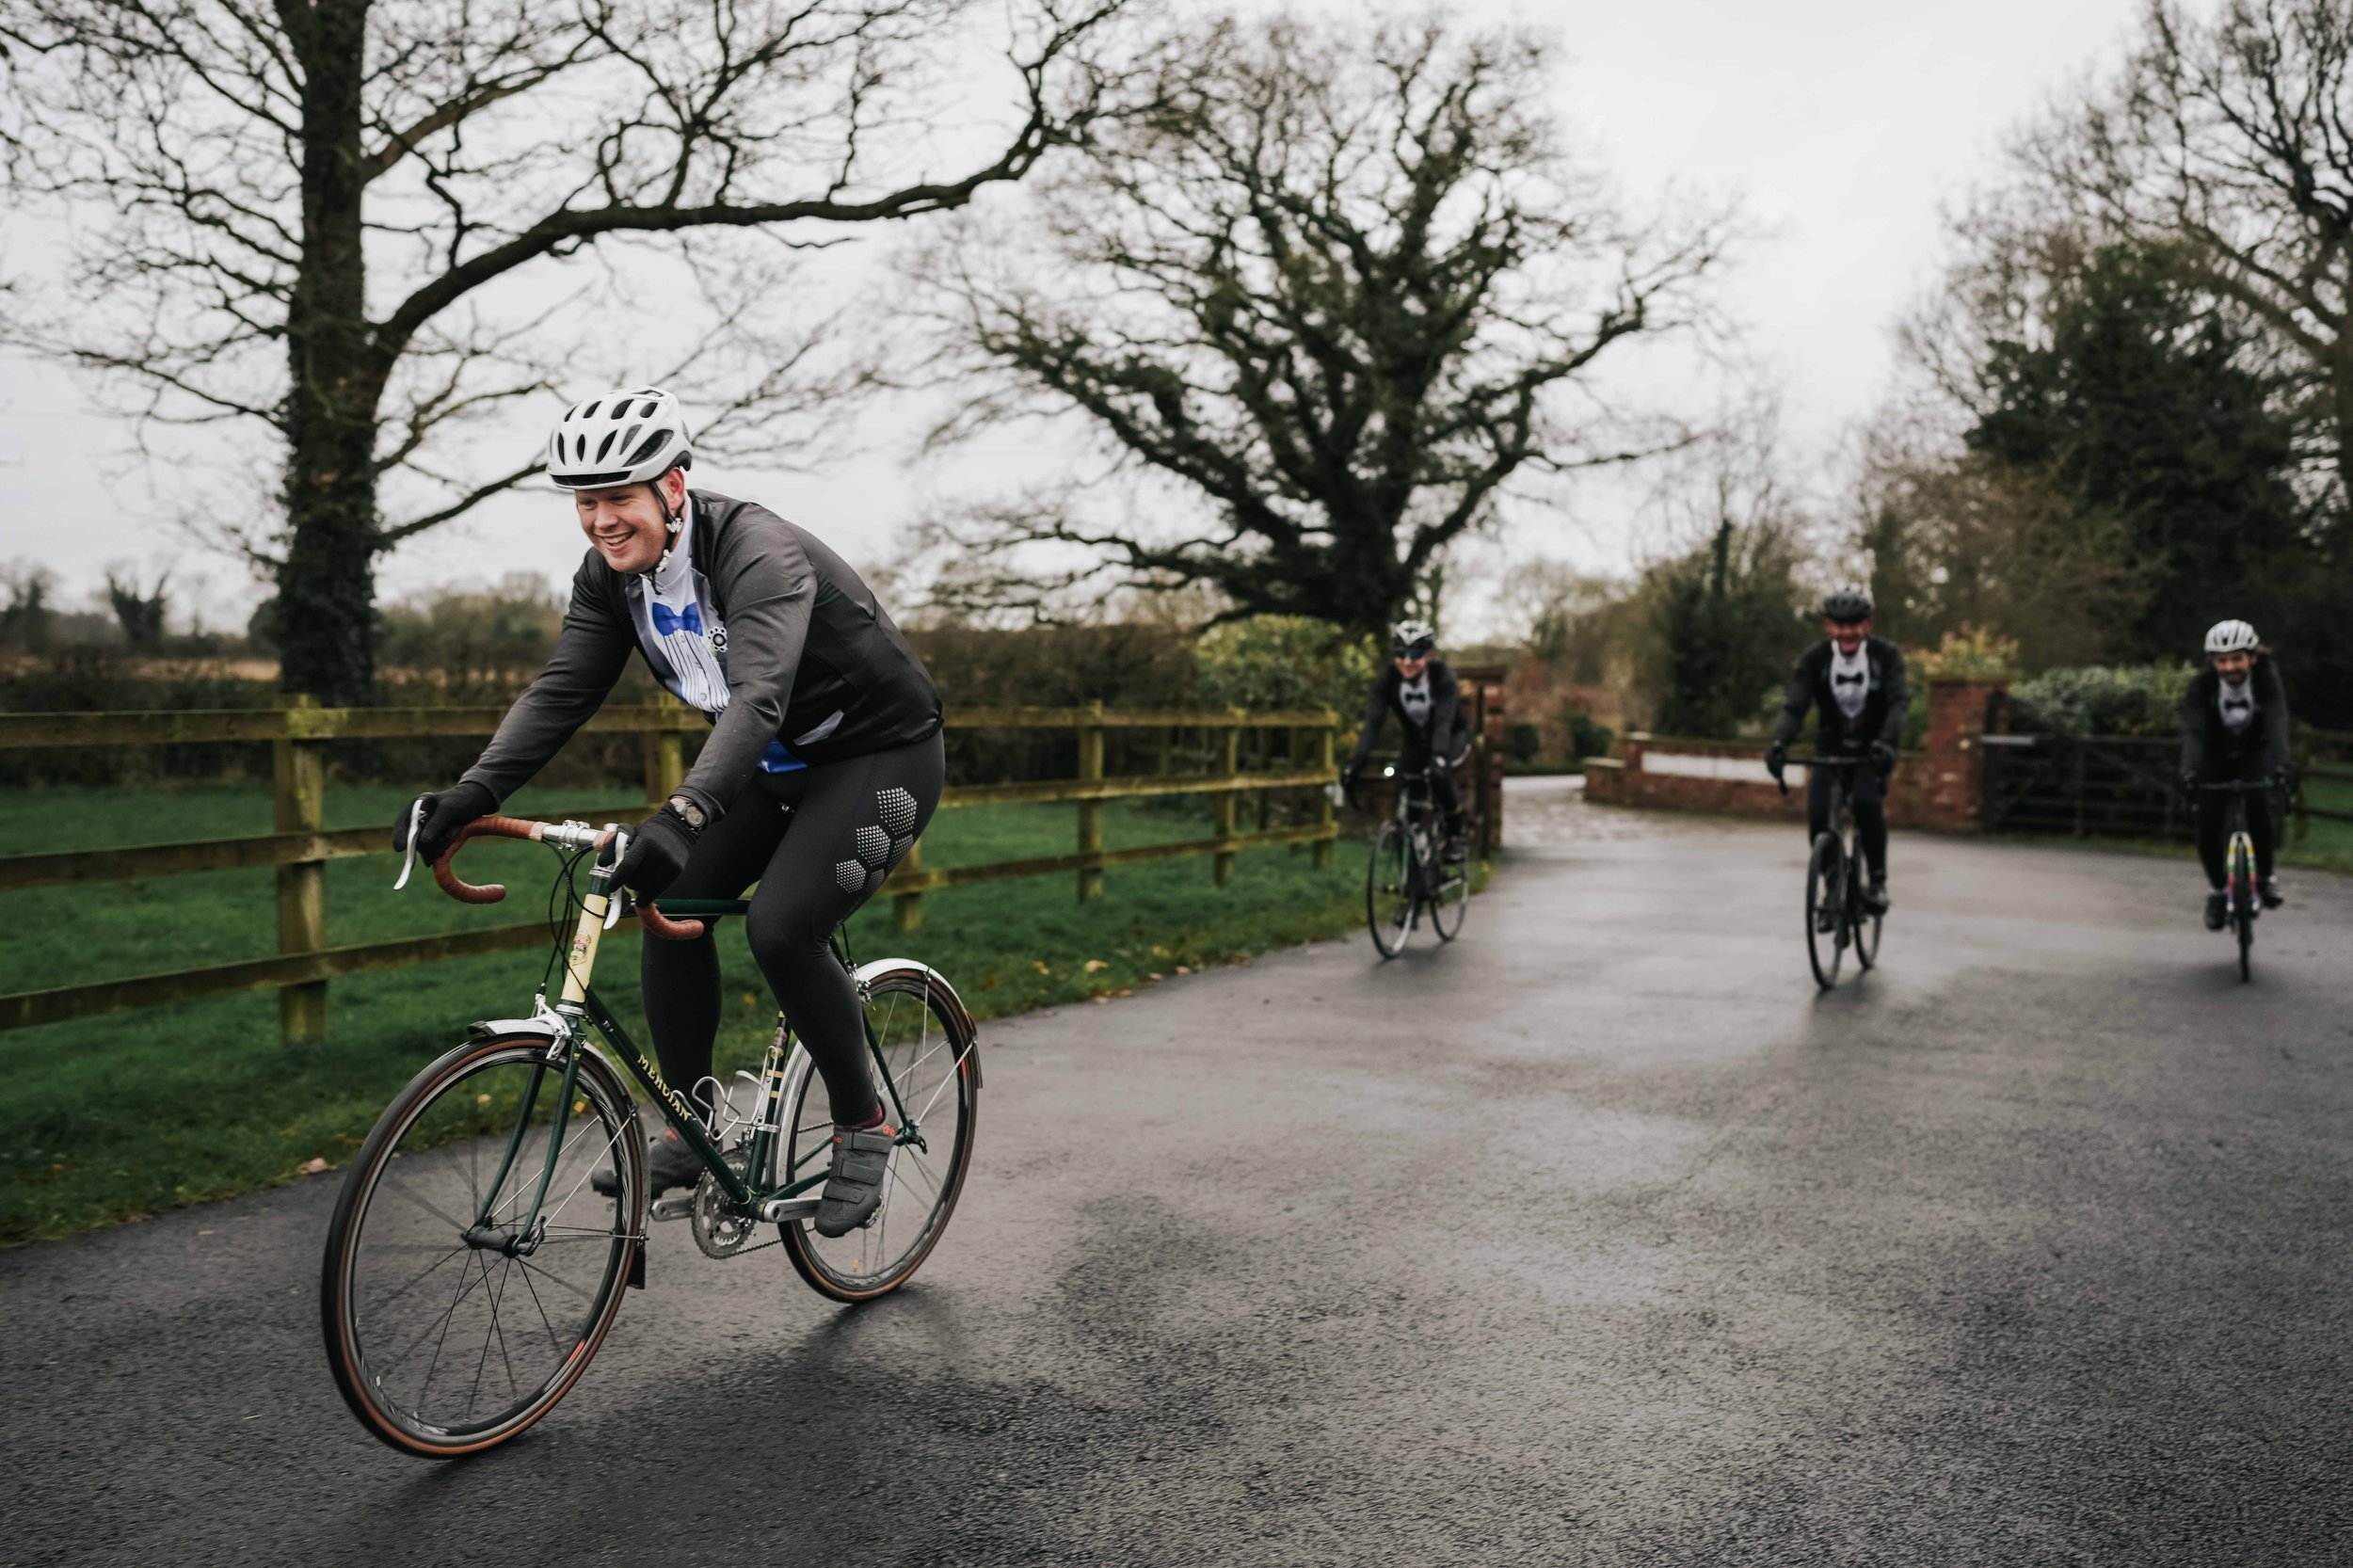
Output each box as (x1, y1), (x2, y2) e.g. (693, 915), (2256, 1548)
(0, 0), (2151, 632)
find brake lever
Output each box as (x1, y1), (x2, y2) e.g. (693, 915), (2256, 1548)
(601, 827), (628, 931)
(393, 797), (425, 889)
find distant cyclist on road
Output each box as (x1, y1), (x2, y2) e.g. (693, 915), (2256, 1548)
(1765, 585), (1910, 916)
(2180, 619), (2292, 928)
(388, 388), (943, 1237)
(1339, 620), (1473, 865)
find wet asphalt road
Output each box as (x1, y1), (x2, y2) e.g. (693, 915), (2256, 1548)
(7, 782), (2353, 1567)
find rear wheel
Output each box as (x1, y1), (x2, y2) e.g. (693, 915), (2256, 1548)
(777, 967), (980, 1303)
(321, 1035), (641, 1458)
(1805, 835), (1845, 990)
(1366, 821), (1414, 959)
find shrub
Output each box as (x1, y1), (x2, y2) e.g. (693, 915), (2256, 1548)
(1566, 711), (1614, 760)
(2009, 663), (2191, 736)
(1913, 626), (2023, 680)
(1194, 616), (1379, 718)
(1505, 723), (1543, 763)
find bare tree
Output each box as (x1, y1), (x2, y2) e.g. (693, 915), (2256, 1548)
(2021, 0), (2353, 501)
(908, 9), (1730, 640)
(0, 0), (1130, 701)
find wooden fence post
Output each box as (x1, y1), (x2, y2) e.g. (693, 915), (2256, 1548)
(273, 694), (328, 1043)
(893, 839), (925, 931)
(642, 695), (684, 806)
(1213, 710), (1241, 886)
(1078, 700), (1105, 901)
(1312, 720), (1336, 868)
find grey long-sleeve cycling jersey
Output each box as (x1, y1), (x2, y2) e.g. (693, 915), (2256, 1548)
(460, 490), (940, 824)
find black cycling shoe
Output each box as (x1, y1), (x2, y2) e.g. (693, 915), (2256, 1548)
(2203, 890), (2228, 931)
(2259, 875), (2284, 909)
(592, 1126), (706, 1199)
(814, 1122), (896, 1238)
(1860, 879), (1890, 916)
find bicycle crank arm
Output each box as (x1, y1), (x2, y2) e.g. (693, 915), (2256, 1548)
(758, 1195), (821, 1224)
(649, 1192), (823, 1224)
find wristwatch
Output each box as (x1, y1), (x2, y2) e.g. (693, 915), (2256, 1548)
(664, 793), (708, 834)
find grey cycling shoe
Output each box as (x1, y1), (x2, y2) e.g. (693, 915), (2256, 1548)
(814, 1123), (897, 1238)
(2259, 875), (2284, 909)
(1860, 879), (1890, 916)
(592, 1126), (705, 1199)
(2203, 890), (2228, 931)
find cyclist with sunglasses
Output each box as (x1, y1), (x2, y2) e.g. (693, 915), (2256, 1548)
(1765, 585), (1909, 916)
(1339, 620), (1473, 866)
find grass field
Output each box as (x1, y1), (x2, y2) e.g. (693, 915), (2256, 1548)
(1, 782), (1425, 1245)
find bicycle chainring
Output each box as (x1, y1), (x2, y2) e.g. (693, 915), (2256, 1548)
(691, 1146), (760, 1259)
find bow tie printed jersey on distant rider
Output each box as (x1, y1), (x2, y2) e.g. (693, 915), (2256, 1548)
(1834, 673), (1866, 687)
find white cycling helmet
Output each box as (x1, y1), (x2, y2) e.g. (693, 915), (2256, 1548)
(2204, 618), (2259, 655)
(546, 387), (694, 490)
(1392, 619), (1437, 656)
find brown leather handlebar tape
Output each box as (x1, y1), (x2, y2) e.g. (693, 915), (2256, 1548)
(637, 903), (707, 941)
(430, 814), (543, 904)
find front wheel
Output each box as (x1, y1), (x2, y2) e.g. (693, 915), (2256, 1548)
(321, 1034), (643, 1458)
(1367, 822), (1414, 959)
(776, 965), (980, 1303)
(1805, 835), (1845, 990)
(2233, 862), (2256, 984)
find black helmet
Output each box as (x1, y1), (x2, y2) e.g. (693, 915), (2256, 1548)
(1821, 584), (1873, 622)
(1391, 619), (1436, 657)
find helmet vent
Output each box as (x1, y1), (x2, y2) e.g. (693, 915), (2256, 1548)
(573, 434), (586, 460)
(628, 428), (672, 467)
(583, 401), (602, 420)
(595, 429), (617, 460)
(639, 399), (658, 418)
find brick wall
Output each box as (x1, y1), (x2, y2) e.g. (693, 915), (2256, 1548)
(1581, 680), (2008, 834)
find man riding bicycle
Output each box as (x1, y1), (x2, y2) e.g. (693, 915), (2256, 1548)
(2180, 618), (2292, 929)
(391, 388), (942, 1238)
(1765, 585), (1909, 916)
(1339, 620), (1472, 864)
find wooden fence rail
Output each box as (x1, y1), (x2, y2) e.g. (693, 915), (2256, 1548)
(0, 700), (1339, 1038)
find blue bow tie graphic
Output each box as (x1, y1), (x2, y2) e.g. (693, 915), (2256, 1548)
(650, 601), (704, 637)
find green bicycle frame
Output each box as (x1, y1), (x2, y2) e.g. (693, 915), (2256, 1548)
(466, 888), (925, 1239)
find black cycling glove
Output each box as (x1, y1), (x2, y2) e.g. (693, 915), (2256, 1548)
(395, 780), (496, 864)
(1763, 742), (1786, 780)
(1868, 741), (1897, 776)
(611, 805), (699, 902)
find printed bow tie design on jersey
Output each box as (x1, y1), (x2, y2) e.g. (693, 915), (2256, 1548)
(650, 601), (706, 637)
(1833, 672), (1866, 687)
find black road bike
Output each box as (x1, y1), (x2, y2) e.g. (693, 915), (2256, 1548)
(1780, 755), (1882, 990)
(1359, 761), (1471, 959)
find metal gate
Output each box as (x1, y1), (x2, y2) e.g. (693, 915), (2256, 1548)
(1980, 732), (2191, 839)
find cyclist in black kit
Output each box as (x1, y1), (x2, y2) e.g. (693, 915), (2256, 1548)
(1340, 620), (1473, 864)
(1765, 585), (1909, 916)
(392, 388), (941, 1238)
(2180, 618), (2293, 928)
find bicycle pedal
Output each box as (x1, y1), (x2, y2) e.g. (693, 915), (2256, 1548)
(649, 1193), (696, 1223)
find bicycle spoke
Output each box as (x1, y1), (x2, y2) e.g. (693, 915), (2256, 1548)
(373, 1170), (473, 1234)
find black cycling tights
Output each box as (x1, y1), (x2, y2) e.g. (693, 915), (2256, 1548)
(640, 732), (943, 1128)
(1807, 760), (1888, 882)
